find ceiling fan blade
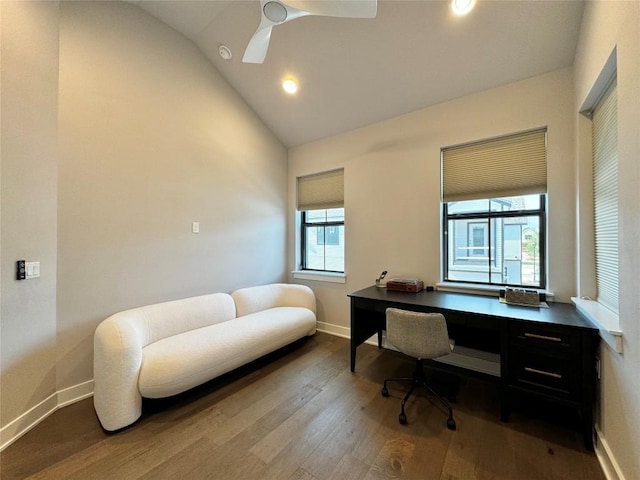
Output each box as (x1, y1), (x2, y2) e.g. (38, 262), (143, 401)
(281, 0), (377, 18)
(242, 21), (274, 64)
(243, 0), (308, 64)
(242, 0), (376, 64)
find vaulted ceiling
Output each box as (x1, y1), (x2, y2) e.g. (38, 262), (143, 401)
(130, 0), (584, 147)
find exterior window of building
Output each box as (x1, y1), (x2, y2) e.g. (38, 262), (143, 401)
(469, 222), (488, 256)
(302, 208), (345, 272)
(443, 194), (545, 288)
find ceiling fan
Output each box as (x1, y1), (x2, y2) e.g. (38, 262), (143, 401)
(242, 0), (377, 64)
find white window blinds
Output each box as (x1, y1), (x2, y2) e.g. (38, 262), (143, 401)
(441, 128), (547, 202)
(592, 79), (618, 313)
(297, 169), (344, 211)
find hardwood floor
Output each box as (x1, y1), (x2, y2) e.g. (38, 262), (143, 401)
(1, 333), (604, 480)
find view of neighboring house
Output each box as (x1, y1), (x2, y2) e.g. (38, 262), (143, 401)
(446, 195), (542, 287)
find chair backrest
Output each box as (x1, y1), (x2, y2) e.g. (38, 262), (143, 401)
(386, 308), (452, 360)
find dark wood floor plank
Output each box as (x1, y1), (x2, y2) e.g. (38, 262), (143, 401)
(0, 333), (605, 480)
(363, 436), (416, 480)
(137, 435), (268, 480)
(299, 378), (381, 478)
(254, 374), (382, 480)
(326, 454), (370, 480)
(286, 467), (321, 480)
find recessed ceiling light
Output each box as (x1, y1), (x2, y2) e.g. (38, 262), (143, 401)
(218, 45), (232, 60)
(451, 0), (476, 16)
(282, 77), (298, 95)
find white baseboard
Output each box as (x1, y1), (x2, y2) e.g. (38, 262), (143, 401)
(316, 321), (379, 346)
(0, 380), (94, 452)
(58, 380), (94, 408)
(316, 321), (351, 339)
(0, 392), (58, 452)
(595, 427), (626, 480)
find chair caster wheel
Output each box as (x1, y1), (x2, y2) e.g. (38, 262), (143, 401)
(381, 387), (389, 397)
(447, 418), (456, 431)
(399, 413), (407, 425)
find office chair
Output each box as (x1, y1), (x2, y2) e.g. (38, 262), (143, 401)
(382, 308), (456, 430)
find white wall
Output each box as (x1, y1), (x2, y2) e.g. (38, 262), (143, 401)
(1, 0), (60, 440)
(288, 68), (576, 333)
(573, 2), (640, 479)
(1, 0), (288, 444)
(56, 0), (288, 391)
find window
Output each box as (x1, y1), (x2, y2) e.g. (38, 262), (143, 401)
(444, 195), (545, 287)
(302, 208), (345, 272)
(571, 53), (621, 354)
(469, 222), (487, 256)
(441, 129), (547, 289)
(297, 169), (345, 274)
(592, 78), (618, 312)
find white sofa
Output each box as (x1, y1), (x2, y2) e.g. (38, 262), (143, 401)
(93, 283), (316, 431)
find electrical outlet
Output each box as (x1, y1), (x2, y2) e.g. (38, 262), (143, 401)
(192, 222), (200, 234)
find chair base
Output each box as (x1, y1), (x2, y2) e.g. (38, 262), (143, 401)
(382, 359), (456, 431)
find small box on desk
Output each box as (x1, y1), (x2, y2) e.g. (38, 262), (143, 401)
(386, 279), (424, 292)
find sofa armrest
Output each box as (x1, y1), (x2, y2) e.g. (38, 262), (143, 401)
(232, 283), (316, 317)
(93, 312), (148, 431)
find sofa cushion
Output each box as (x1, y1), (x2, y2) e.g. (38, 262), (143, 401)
(138, 306), (316, 398)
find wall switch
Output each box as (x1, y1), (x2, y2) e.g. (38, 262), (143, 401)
(17, 260), (26, 280)
(25, 261), (40, 279)
(192, 222), (200, 234)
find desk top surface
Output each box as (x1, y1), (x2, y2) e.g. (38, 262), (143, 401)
(348, 286), (597, 331)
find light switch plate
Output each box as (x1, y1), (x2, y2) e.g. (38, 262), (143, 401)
(25, 261), (40, 279)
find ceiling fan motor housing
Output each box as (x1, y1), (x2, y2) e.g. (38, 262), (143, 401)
(264, 2), (288, 23)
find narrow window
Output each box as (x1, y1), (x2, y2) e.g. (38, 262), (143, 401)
(302, 208), (345, 272)
(297, 169), (345, 273)
(592, 78), (618, 312)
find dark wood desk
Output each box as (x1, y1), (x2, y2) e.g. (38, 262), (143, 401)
(348, 286), (600, 449)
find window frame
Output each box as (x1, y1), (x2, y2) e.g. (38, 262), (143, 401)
(442, 195), (546, 289)
(300, 208), (345, 273)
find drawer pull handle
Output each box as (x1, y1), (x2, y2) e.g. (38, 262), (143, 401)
(524, 332), (562, 342)
(525, 367), (562, 379)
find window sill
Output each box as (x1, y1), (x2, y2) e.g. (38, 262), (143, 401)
(292, 270), (346, 284)
(437, 282), (502, 297)
(436, 282), (555, 301)
(571, 297), (622, 354)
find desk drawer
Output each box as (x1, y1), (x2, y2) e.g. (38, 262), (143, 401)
(509, 323), (579, 354)
(508, 349), (579, 399)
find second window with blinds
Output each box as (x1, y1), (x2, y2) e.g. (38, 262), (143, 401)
(441, 129), (547, 289)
